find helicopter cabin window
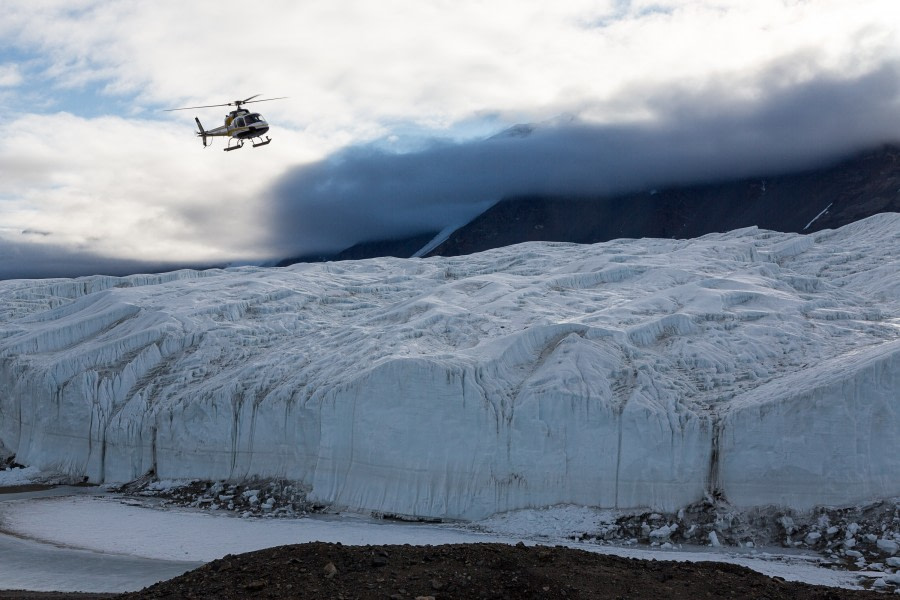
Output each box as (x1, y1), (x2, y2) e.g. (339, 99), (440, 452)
(235, 117), (246, 127)
(245, 113), (263, 124)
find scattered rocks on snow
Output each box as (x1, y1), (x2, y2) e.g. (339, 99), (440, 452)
(0, 455), (25, 471)
(559, 496), (900, 591)
(113, 477), (317, 518)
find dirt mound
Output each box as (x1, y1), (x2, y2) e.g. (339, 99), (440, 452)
(8, 541), (870, 600)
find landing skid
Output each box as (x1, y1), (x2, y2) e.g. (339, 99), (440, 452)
(223, 136), (272, 151)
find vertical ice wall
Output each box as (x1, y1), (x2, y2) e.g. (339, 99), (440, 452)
(720, 339), (900, 509)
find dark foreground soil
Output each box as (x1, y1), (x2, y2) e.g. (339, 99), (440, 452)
(0, 542), (886, 600)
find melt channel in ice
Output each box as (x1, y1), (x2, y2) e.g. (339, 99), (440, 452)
(1, 214), (898, 520)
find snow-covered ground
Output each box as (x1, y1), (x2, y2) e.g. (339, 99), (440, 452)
(0, 214), (898, 522)
(0, 486), (886, 593)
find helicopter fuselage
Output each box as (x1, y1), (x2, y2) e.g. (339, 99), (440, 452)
(195, 109), (272, 150)
(223, 109), (270, 139)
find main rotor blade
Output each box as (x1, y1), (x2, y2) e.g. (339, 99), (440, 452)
(163, 96), (287, 112)
(243, 96), (289, 104)
(164, 102), (232, 111)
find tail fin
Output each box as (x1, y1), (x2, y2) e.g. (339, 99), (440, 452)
(195, 117), (208, 147)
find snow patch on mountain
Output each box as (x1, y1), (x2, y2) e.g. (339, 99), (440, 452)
(0, 214), (898, 520)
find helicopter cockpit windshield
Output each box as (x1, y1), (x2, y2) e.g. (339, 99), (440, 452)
(244, 113), (266, 125)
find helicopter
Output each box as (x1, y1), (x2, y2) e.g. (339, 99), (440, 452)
(165, 95), (287, 151)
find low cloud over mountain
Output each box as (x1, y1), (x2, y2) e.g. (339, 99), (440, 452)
(265, 62), (900, 258)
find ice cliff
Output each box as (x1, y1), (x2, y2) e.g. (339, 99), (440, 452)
(1, 214), (898, 520)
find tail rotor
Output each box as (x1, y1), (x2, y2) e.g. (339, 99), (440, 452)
(195, 117), (209, 148)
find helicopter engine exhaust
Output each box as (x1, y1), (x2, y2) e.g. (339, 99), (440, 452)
(195, 117), (209, 147)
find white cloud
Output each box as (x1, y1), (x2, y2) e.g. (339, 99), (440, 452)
(3, 1), (897, 131)
(0, 64), (22, 87)
(0, 112), (289, 265)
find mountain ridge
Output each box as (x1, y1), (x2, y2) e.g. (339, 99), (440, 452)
(424, 143), (900, 257)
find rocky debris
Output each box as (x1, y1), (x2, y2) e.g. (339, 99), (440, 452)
(1, 455), (25, 470)
(564, 496), (900, 592)
(111, 478), (317, 518)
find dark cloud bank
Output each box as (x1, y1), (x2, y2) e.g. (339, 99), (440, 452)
(0, 237), (195, 281)
(266, 62), (900, 258)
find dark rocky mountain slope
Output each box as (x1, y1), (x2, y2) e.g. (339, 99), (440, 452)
(425, 144), (900, 257)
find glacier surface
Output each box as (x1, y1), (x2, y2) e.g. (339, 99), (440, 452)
(1, 214), (898, 520)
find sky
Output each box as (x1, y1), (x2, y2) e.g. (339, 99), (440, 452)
(1, 0), (899, 278)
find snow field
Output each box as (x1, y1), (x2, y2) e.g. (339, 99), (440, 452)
(0, 493), (882, 591)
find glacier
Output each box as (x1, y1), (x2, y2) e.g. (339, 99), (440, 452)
(0, 214), (898, 520)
